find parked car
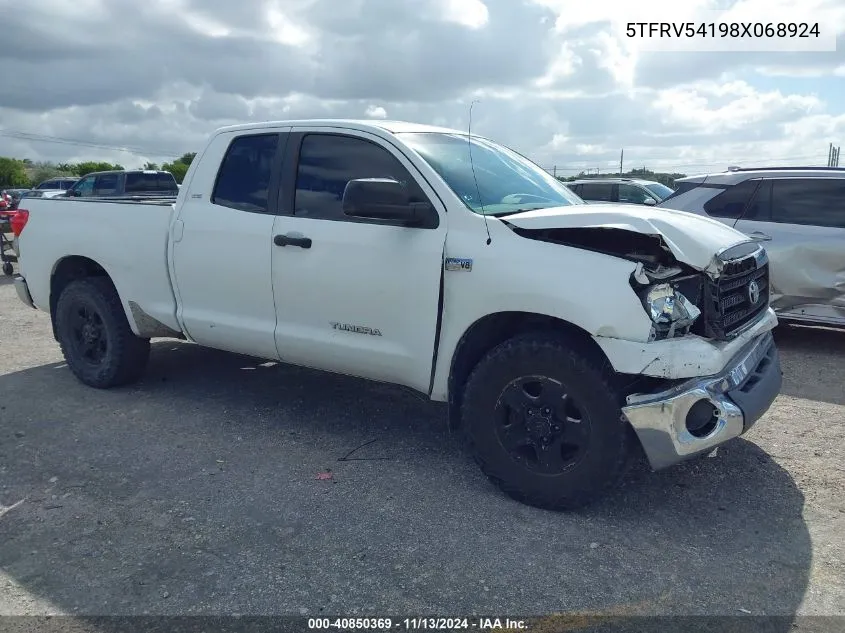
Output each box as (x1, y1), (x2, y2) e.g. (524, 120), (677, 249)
(658, 166), (845, 329)
(64, 170), (178, 198)
(6, 189), (31, 210)
(11, 119), (781, 510)
(34, 177), (79, 191)
(20, 189), (67, 201)
(566, 178), (675, 206)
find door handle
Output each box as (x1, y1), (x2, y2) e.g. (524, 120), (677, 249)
(749, 231), (772, 241)
(274, 233), (312, 249)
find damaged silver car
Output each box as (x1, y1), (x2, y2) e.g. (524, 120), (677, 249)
(658, 167), (845, 329)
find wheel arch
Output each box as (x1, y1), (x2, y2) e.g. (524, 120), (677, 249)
(49, 256), (135, 340)
(445, 311), (613, 430)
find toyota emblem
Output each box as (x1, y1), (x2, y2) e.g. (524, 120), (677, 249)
(748, 280), (761, 305)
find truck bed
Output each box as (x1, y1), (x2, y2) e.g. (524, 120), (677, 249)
(16, 196), (183, 338)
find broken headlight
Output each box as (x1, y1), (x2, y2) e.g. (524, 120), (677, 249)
(640, 283), (702, 341)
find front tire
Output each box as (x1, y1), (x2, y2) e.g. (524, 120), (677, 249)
(461, 332), (631, 511)
(55, 277), (150, 388)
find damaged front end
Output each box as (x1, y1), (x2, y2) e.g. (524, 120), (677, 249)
(506, 223), (771, 344)
(504, 220), (781, 471)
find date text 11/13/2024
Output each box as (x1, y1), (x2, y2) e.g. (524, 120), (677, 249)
(307, 617), (527, 630)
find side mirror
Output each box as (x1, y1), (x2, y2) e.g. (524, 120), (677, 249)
(342, 178), (424, 224)
(643, 197), (656, 206)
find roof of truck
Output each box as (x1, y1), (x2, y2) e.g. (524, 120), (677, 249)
(213, 119), (469, 136)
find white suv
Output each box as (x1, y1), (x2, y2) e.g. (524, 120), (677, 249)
(659, 167), (845, 329)
(565, 178), (674, 206)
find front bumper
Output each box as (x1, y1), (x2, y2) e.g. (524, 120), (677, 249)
(622, 330), (782, 470)
(13, 274), (35, 309)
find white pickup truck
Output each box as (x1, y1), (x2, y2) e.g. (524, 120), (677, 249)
(12, 119), (783, 510)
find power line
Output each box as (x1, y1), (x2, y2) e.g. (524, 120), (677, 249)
(0, 129), (182, 158)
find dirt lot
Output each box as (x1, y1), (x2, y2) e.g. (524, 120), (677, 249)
(1, 273), (844, 624)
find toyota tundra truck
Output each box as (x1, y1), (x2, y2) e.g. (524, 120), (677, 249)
(10, 119), (783, 510)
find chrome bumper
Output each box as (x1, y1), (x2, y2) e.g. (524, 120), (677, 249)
(622, 331), (782, 470)
(13, 274), (35, 309)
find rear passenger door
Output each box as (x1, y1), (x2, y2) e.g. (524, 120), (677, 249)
(734, 177), (845, 323)
(170, 129), (290, 359)
(269, 128), (447, 393)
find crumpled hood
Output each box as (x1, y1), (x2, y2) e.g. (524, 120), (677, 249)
(500, 203), (752, 270)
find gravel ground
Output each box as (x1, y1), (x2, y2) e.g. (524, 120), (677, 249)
(1, 273), (843, 626)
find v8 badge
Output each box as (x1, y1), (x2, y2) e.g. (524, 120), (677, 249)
(445, 257), (473, 272)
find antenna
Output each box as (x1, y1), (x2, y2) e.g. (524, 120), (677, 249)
(468, 100), (492, 245)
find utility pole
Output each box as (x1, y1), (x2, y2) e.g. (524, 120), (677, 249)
(828, 143), (840, 167)
(619, 149), (624, 176)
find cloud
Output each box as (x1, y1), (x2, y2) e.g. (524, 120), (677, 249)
(0, 0), (842, 177)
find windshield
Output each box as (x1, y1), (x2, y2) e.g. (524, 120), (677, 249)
(645, 182), (674, 201)
(398, 132), (584, 215)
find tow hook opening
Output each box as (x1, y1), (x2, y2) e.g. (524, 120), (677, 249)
(685, 399), (720, 438)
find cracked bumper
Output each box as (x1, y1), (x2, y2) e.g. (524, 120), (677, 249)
(622, 330), (782, 470)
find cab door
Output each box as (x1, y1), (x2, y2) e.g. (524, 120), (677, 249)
(170, 129), (289, 359)
(269, 128), (447, 393)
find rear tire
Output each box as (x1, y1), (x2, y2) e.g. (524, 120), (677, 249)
(55, 277), (150, 388)
(461, 332), (631, 511)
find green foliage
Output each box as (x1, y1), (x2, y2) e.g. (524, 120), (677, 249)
(143, 162), (159, 170)
(29, 167), (65, 186)
(160, 153), (195, 184)
(160, 161), (189, 183)
(66, 161), (124, 177)
(556, 167), (687, 188)
(0, 157), (30, 187)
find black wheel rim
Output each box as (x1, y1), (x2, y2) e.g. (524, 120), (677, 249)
(495, 375), (590, 474)
(68, 301), (108, 365)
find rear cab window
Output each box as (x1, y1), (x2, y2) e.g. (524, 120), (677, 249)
(212, 133), (281, 213)
(125, 172), (179, 194)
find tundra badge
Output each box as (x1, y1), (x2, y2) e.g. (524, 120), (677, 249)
(330, 322), (383, 336)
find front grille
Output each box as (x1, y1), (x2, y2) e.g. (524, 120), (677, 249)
(703, 250), (769, 340)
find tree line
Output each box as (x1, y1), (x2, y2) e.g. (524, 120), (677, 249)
(556, 167), (687, 188)
(2, 152), (684, 190)
(0, 152), (197, 188)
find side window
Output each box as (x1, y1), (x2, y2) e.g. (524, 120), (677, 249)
(293, 134), (430, 222)
(158, 172), (179, 192)
(771, 179), (845, 228)
(618, 184), (651, 204)
(75, 176), (95, 196)
(124, 173), (146, 193)
(212, 134), (279, 213)
(94, 174), (119, 195)
(578, 183), (613, 202)
(703, 179), (760, 218)
(742, 180), (771, 221)
(568, 184), (582, 195)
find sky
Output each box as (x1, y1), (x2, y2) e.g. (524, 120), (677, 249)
(0, 0), (843, 177)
